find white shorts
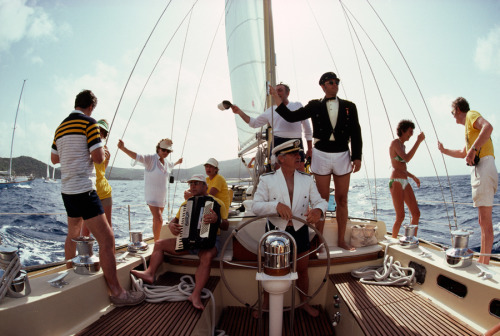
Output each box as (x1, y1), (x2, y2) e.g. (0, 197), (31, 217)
(471, 155), (498, 207)
(310, 148), (352, 176)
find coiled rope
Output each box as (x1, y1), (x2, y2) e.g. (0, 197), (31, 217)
(0, 254), (27, 301)
(130, 257), (226, 336)
(351, 244), (416, 286)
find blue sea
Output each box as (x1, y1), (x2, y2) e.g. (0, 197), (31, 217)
(0, 175), (499, 267)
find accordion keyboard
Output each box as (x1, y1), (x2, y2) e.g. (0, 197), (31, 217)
(199, 200), (214, 238)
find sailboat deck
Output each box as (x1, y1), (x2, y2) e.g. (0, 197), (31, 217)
(331, 273), (481, 336)
(75, 272), (219, 336)
(217, 305), (335, 336)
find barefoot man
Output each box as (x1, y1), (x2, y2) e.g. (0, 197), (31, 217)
(131, 174), (228, 309)
(252, 139), (328, 317)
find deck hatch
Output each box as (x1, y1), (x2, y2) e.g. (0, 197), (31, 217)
(409, 261), (426, 284)
(437, 274), (467, 298)
(490, 299), (500, 318)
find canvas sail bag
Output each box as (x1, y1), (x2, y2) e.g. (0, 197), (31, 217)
(350, 224), (378, 248)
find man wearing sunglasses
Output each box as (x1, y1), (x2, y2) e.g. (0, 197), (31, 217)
(271, 72), (362, 251)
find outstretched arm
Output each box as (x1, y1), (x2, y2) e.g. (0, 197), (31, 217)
(230, 105), (251, 124)
(437, 141), (466, 159)
(117, 139), (137, 160)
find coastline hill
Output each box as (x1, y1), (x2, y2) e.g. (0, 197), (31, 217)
(0, 156), (251, 181)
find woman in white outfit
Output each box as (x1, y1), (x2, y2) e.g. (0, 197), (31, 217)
(118, 138), (183, 240)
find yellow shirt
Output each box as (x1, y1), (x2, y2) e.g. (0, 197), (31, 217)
(465, 110), (494, 158)
(94, 159), (112, 200)
(206, 174), (230, 217)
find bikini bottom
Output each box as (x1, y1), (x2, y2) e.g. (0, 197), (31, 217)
(389, 178), (409, 189)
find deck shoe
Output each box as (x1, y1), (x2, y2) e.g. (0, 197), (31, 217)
(110, 290), (146, 307)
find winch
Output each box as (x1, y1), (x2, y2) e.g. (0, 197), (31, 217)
(72, 236), (100, 275)
(446, 229), (474, 268)
(127, 231), (149, 253)
(399, 224), (419, 249)
(0, 245), (31, 298)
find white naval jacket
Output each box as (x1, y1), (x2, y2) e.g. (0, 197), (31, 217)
(252, 169), (328, 231)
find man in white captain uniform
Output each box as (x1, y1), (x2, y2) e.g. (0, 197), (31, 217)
(252, 139), (328, 317)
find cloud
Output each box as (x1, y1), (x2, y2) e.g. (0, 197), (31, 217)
(474, 25), (500, 75)
(0, 0), (57, 53)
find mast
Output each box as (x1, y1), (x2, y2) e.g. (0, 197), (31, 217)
(9, 79), (27, 179)
(263, 0), (276, 161)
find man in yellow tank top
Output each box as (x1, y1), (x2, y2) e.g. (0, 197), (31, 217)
(438, 97), (498, 264)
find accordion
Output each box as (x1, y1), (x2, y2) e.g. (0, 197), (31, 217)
(175, 195), (220, 252)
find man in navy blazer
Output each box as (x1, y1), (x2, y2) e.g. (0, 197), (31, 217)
(271, 72), (362, 250)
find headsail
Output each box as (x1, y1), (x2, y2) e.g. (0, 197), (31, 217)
(225, 1), (268, 156)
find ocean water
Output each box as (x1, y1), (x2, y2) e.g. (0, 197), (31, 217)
(0, 175), (499, 267)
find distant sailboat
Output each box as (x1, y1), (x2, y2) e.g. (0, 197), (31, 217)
(0, 79), (34, 189)
(44, 161), (57, 183)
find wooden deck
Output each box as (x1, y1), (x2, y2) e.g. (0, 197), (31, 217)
(76, 272), (219, 336)
(217, 305), (335, 336)
(330, 273), (481, 336)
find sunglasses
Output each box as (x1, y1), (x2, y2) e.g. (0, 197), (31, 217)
(326, 80), (340, 85)
(160, 148), (171, 153)
(188, 181), (204, 186)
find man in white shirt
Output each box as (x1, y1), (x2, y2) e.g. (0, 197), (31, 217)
(230, 83), (313, 160)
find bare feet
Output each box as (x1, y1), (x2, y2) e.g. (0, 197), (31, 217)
(189, 293), (204, 310)
(302, 303), (319, 317)
(338, 242), (355, 251)
(130, 269), (155, 284)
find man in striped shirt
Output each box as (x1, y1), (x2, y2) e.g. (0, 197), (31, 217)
(51, 90), (144, 306)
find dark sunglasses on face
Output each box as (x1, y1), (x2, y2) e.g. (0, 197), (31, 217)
(160, 148), (171, 153)
(326, 80), (340, 85)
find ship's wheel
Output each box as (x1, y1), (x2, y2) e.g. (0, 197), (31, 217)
(219, 214), (330, 312)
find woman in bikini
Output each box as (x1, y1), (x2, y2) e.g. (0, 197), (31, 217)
(389, 120), (425, 238)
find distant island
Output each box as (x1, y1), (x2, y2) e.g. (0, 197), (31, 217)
(0, 156), (251, 181)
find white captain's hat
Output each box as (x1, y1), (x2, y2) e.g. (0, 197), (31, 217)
(272, 139), (301, 156)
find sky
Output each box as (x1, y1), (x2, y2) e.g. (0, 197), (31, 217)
(1, 0), (499, 180)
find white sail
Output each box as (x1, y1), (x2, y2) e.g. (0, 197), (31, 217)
(225, 1), (267, 155)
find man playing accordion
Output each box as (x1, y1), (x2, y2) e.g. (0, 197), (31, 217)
(131, 174), (228, 309)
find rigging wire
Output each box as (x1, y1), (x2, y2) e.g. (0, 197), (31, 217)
(339, 3), (378, 219)
(304, 0), (347, 98)
(166, 7), (195, 217)
(363, 0), (458, 231)
(106, 1), (198, 181)
(168, 2), (227, 218)
(106, 0), (174, 178)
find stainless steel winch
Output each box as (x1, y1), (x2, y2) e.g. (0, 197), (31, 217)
(0, 245), (31, 298)
(399, 224), (419, 249)
(445, 229), (474, 268)
(127, 231), (149, 253)
(72, 236), (100, 275)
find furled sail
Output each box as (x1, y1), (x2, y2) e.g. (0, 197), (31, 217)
(225, 1), (267, 156)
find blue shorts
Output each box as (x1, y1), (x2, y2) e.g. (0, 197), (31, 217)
(62, 190), (104, 220)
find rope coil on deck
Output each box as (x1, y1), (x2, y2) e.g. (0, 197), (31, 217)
(351, 253), (416, 287)
(130, 256), (226, 336)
